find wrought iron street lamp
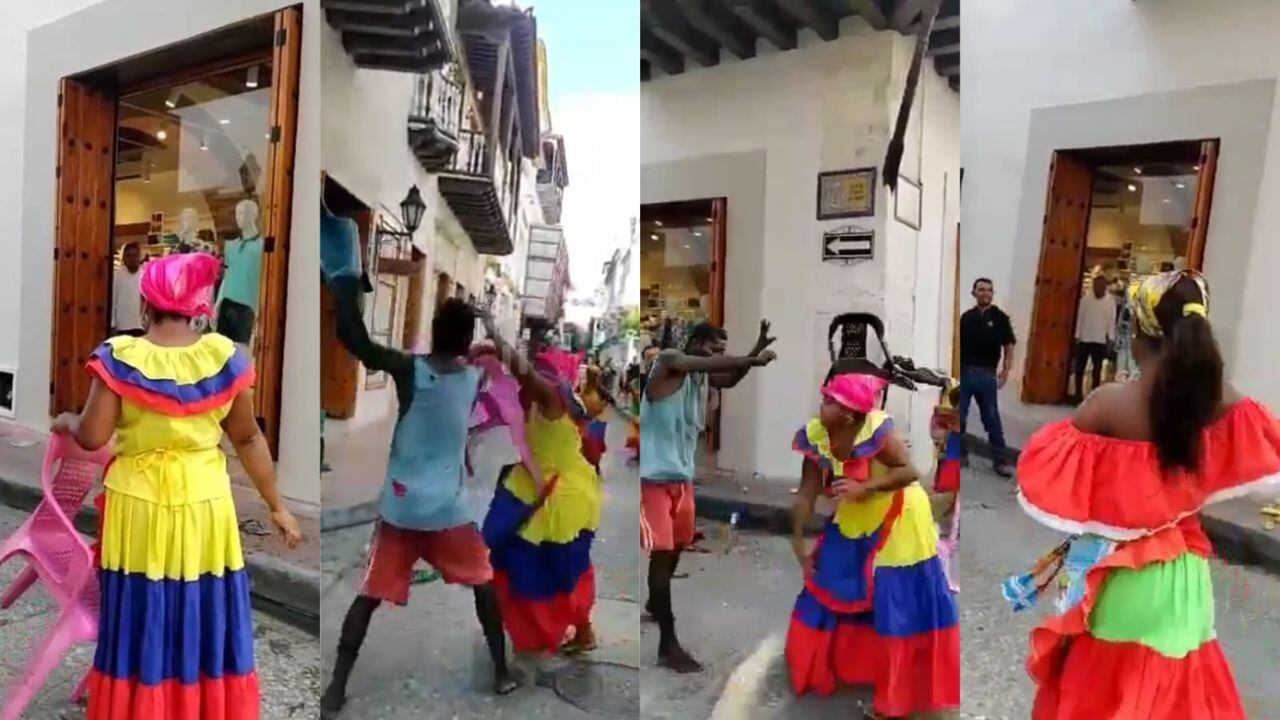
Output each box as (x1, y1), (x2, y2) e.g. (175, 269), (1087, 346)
(400, 185), (426, 235)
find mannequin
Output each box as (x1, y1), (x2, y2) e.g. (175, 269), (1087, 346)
(216, 199), (264, 347)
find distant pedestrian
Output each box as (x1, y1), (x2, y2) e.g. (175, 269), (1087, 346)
(1073, 274), (1116, 402)
(110, 242), (144, 337)
(958, 278), (1015, 477)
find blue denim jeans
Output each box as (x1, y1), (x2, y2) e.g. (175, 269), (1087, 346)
(958, 366), (1006, 460)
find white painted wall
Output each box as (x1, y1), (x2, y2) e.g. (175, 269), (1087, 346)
(0, 1), (111, 371)
(9, 0), (321, 503)
(642, 21), (959, 479)
(321, 19), (486, 432)
(963, 0), (1280, 448)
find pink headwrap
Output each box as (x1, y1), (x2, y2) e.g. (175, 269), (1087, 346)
(139, 253), (222, 318)
(821, 373), (888, 414)
(535, 348), (584, 386)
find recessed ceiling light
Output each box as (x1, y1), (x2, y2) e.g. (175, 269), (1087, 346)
(1174, 181), (1186, 189)
(654, 220), (663, 227)
(650, 234), (659, 240)
(246, 66), (260, 89)
(1133, 166), (1142, 175)
(693, 231), (702, 237)
(1127, 184), (1137, 192)
(705, 217), (713, 222)
(1162, 198), (1171, 204)
(156, 130), (167, 140)
(1193, 165), (1201, 171)
(165, 90), (180, 109)
(219, 118), (231, 125)
(200, 137), (209, 151)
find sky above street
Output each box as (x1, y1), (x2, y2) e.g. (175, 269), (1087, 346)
(507, 0), (638, 301)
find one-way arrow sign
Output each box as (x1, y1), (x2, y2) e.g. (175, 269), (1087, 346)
(822, 227), (874, 262)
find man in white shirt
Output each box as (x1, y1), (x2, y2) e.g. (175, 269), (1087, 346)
(111, 243), (144, 336)
(1073, 274), (1116, 402)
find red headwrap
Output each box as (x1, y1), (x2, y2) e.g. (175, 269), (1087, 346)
(535, 348), (584, 386)
(821, 373), (888, 414)
(138, 253), (222, 318)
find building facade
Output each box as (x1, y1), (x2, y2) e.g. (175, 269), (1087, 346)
(962, 0), (1280, 449)
(0, 0), (321, 502)
(641, 5), (961, 478)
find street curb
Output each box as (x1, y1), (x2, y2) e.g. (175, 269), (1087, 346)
(0, 475), (320, 634)
(694, 491), (824, 537)
(320, 500), (379, 532)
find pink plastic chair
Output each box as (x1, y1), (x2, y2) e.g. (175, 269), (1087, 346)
(0, 433), (110, 720)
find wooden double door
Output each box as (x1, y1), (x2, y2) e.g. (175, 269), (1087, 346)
(49, 7), (303, 455)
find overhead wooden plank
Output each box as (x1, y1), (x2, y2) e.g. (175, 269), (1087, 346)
(50, 78), (115, 415)
(933, 14), (960, 31)
(775, 0), (838, 41)
(646, 0), (719, 68)
(725, 0), (796, 51)
(256, 5), (303, 453)
(681, 0), (755, 59)
(1023, 152), (1094, 404)
(1186, 139), (1219, 271)
(640, 27), (685, 75)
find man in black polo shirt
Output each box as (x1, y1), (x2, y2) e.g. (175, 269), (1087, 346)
(958, 277), (1015, 477)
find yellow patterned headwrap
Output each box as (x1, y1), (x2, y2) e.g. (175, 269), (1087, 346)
(1128, 269), (1210, 338)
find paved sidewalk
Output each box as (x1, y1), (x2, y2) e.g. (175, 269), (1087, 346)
(0, 420), (321, 630)
(690, 453), (1280, 573)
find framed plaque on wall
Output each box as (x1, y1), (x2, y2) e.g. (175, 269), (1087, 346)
(817, 167), (877, 220)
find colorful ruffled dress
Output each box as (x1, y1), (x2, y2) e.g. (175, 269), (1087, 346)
(1016, 399), (1280, 719)
(786, 411), (960, 717)
(483, 404), (603, 652)
(84, 335), (259, 719)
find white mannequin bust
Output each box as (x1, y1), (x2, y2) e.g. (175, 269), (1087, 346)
(235, 199), (260, 239)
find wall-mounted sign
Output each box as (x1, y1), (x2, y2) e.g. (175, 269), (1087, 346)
(822, 226), (874, 262)
(817, 166), (877, 219)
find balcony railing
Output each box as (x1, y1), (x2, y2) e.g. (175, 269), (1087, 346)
(409, 69), (463, 141)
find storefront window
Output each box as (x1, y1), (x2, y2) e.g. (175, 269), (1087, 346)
(640, 201), (716, 349)
(112, 60), (274, 357)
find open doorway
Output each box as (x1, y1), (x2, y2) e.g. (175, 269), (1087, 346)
(1023, 139), (1218, 404)
(51, 8), (301, 453)
(640, 197), (726, 452)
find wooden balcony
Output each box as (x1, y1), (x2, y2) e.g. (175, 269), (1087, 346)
(407, 69), (464, 172)
(437, 128), (518, 256)
(323, 0), (455, 74)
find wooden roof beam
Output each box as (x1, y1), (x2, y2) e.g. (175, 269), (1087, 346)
(849, 0), (889, 30)
(932, 14), (960, 31)
(645, 0), (720, 68)
(641, 27), (685, 76)
(927, 27), (959, 56)
(775, 0), (838, 41)
(681, 0), (756, 60)
(726, 0), (796, 52)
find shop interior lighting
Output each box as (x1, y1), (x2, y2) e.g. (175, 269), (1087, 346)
(219, 118), (231, 125)
(246, 66), (260, 88)
(156, 129), (167, 141)
(650, 234), (659, 240)
(200, 137), (209, 152)
(1174, 181), (1186, 189)
(165, 90), (180, 109)
(1127, 184), (1137, 192)
(653, 220), (662, 226)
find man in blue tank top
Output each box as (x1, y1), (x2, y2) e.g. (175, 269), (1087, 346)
(319, 272), (521, 717)
(641, 320), (777, 672)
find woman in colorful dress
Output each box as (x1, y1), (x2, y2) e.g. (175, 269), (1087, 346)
(578, 365), (608, 474)
(1013, 269), (1280, 719)
(787, 372), (960, 719)
(52, 252), (303, 719)
(477, 316), (603, 677)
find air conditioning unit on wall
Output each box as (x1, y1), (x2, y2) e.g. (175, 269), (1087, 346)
(0, 366), (14, 419)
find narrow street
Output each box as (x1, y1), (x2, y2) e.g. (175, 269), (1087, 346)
(0, 503), (319, 719)
(959, 466), (1280, 719)
(319, 409), (640, 718)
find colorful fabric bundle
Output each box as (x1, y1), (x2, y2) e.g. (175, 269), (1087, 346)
(785, 409), (960, 717)
(1016, 399), (1280, 719)
(84, 334), (259, 719)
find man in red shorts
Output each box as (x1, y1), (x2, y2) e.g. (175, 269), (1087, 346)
(640, 320), (776, 672)
(320, 271), (519, 719)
